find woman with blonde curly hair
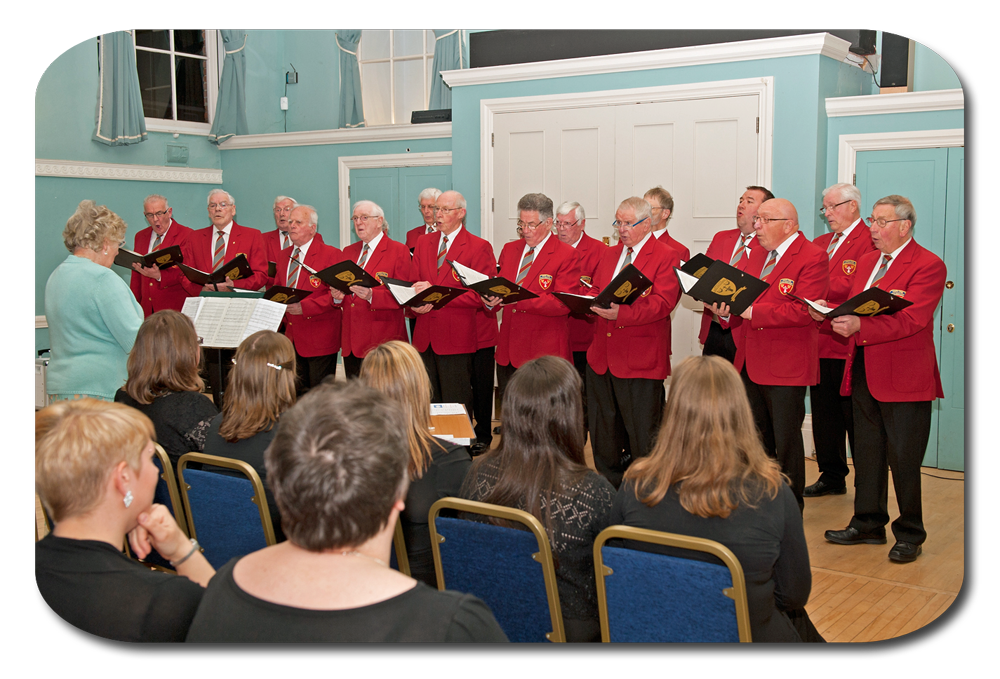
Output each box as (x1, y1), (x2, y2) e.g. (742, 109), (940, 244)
(609, 355), (822, 642)
(44, 200), (143, 401)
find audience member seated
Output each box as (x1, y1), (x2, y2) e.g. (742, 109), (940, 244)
(202, 330), (296, 542)
(359, 340), (472, 587)
(460, 355), (615, 643)
(184, 381), (508, 642)
(115, 310), (218, 468)
(609, 355), (823, 643)
(35, 399), (215, 642)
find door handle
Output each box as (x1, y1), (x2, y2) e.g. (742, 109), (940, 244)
(947, 324), (955, 333)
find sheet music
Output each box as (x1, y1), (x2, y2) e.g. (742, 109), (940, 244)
(386, 282), (417, 305)
(449, 260), (488, 285)
(240, 299), (286, 341)
(180, 297), (204, 322)
(430, 403), (467, 416)
(676, 269), (697, 293)
(802, 298), (834, 315)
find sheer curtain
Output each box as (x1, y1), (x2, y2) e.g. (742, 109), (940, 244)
(93, 32), (148, 146)
(337, 30), (365, 128)
(208, 30), (249, 145)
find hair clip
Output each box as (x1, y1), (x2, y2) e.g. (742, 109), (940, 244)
(230, 357), (237, 365)
(266, 362), (283, 371)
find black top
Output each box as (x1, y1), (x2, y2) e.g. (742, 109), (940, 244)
(35, 533), (205, 642)
(114, 389), (218, 468)
(401, 440), (472, 587)
(201, 413), (283, 542)
(609, 481), (811, 643)
(461, 456), (616, 626)
(185, 558), (508, 642)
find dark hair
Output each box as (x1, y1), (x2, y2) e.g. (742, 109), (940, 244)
(746, 185), (775, 202)
(219, 330), (296, 441)
(124, 310), (203, 404)
(461, 356), (590, 543)
(517, 193), (554, 221)
(264, 381), (409, 551)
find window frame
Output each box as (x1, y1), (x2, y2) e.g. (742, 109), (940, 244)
(359, 29), (436, 127)
(132, 29), (223, 136)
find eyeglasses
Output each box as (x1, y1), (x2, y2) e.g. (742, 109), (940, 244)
(208, 202), (232, 210)
(555, 219), (579, 229)
(820, 199), (852, 216)
(143, 209), (169, 219)
(352, 215), (379, 223)
(752, 215), (789, 225)
(869, 216), (907, 229)
(435, 207), (462, 214)
(611, 217), (649, 229)
(648, 206), (666, 212)
(273, 206), (294, 214)
(516, 219), (549, 230)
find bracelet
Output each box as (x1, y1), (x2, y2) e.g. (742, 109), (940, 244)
(169, 538), (200, 567)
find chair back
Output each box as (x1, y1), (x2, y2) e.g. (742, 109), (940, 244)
(594, 525), (752, 643)
(178, 452), (277, 569)
(429, 497), (565, 643)
(35, 493), (51, 541)
(389, 518), (411, 576)
(152, 444), (188, 537)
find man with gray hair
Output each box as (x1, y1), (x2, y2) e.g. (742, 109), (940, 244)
(129, 194), (194, 316)
(263, 195), (297, 288)
(804, 183), (876, 498)
(644, 186), (690, 262)
(820, 195), (946, 564)
(180, 188), (268, 296)
(406, 187), (443, 254)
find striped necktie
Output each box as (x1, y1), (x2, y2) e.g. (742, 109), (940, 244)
(516, 247), (535, 284)
(617, 247), (634, 276)
(287, 247), (302, 288)
(760, 250), (778, 281)
(871, 254), (892, 287)
(212, 230), (226, 271)
(358, 243), (370, 269)
(151, 233), (163, 252)
(437, 234), (449, 270)
(730, 234), (747, 266)
(826, 232), (843, 260)
(282, 232), (291, 249)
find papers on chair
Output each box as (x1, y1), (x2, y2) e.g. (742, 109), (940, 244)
(113, 245), (184, 271)
(448, 260), (538, 304)
(380, 277), (464, 310)
(181, 296), (286, 348)
(797, 287), (913, 318)
(430, 403), (467, 416)
(430, 403), (474, 446)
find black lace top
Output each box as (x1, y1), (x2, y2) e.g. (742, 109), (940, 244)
(115, 389), (218, 468)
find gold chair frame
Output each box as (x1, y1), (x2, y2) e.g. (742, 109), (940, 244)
(392, 518), (411, 577)
(153, 444), (188, 538)
(593, 525), (752, 643)
(428, 497), (566, 643)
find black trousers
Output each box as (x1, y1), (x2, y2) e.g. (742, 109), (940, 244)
(587, 366), (665, 489)
(741, 368), (806, 511)
(702, 321), (737, 364)
(420, 349), (474, 417)
(471, 347), (496, 445)
(809, 357), (854, 487)
(572, 350), (591, 441)
(848, 349), (930, 545)
(342, 353), (363, 379)
(495, 361), (516, 414)
(295, 351), (337, 394)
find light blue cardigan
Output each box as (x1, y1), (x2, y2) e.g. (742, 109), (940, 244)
(44, 255), (143, 400)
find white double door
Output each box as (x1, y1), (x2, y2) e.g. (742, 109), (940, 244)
(492, 94), (761, 368)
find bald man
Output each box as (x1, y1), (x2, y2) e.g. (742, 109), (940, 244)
(716, 198), (828, 509)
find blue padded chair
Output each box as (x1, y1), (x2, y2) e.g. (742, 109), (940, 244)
(389, 518), (411, 576)
(428, 497), (565, 643)
(128, 444), (191, 571)
(594, 525), (752, 643)
(177, 452), (277, 569)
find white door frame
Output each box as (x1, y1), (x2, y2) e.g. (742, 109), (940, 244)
(480, 77), (774, 246)
(837, 129), (964, 184)
(338, 151), (453, 247)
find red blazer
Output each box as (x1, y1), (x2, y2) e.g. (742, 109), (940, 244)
(654, 229), (690, 262)
(340, 235), (410, 359)
(732, 233), (828, 387)
(839, 239), (946, 402)
(276, 238), (345, 358)
(406, 225), (435, 253)
(129, 220), (194, 316)
(409, 227), (497, 355)
(262, 228), (291, 289)
(495, 235), (581, 368)
(477, 305), (499, 350)
(181, 222), (269, 296)
(568, 233), (608, 353)
(586, 237), (681, 380)
(697, 229), (762, 345)
(813, 221), (877, 360)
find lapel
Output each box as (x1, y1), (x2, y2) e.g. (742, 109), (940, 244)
(440, 228), (467, 281)
(364, 235), (388, 272)
(765, 233), (803, 281)
(526, 235), (557, 280)
(874, 239), (916, 290)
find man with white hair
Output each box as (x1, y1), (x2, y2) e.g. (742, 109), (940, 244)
(406, 187), (442, 253)
(804, 183), (876, 498)
(180, 189), (268, 296)
(263, 195), (297, 288)
(644, 186), (690, 262)
(129, 194), (194, 316)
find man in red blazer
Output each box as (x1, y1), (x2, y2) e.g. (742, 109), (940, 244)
(556, 201), (607, 441)
(820, 195), (946, 564)
(720, 198), (828, 510)
(471, 304), (500, 454)
(644, 186), (690, 262)
(129, 194), (194, 316)
(805, 183), (877, 498)
(405, 187), (442, 254)
(277, 205), (345, 392)
(488, 193), (582, 402)
(262, 195), (297, 289)
(410, 190), (497, 418)
(333, 200), (410, 378)
(699, 186), (773, 361)
(586, 197), (680, 488)
(179, 189), (269, 297)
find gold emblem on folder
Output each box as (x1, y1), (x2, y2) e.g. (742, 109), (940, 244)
(614, 282), (633, 299)
(155, 254), (172, 265)
(855, 300), (888, 316)
(712, 277), (737, 296)
(336, 271), (360, 285)
(490, 285), (516, 297)
(424, 292), (445, 303)
(225, 267), (240, 280)
(693, 266), (708, 278)
(271, 293), (289, 303)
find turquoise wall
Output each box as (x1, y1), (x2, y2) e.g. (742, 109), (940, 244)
(913, 42), (962, 92)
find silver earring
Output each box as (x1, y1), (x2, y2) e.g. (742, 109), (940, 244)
(123, 490), (134, 508)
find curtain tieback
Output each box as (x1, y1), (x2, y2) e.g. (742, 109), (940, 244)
(225, 34), (247, 54)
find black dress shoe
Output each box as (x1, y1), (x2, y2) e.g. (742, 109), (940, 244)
(469, 442), (489, 457)
(824, 526), (887, 545)
(803, 480), (847, 497)
(888, 541), (922, 563)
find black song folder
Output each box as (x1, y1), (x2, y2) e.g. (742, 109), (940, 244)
(381, 277), (464, 310)
(552, 263), (653, 313)
(307, 260), (382, 294)
(675, 257), (769, 315)
(448, 260), (538, 304)
(262, 286), (308, 305)
(114, 245), (183, 271)
(798, 287), (913, 318)
(177, 254), (253, 286)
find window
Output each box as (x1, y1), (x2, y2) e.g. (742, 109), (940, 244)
(133, 30), (221, 134)
(359, 30), (436, 126)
